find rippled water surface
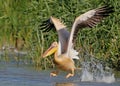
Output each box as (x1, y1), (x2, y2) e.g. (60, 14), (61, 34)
(0, 63), (120, 86)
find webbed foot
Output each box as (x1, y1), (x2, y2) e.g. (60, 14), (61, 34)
(66, 68), (75, 78)
(50, 72), (57, 77)
(50, 70), (59, 77)
(66, 73), (74, 78)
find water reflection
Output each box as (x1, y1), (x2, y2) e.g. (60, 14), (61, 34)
(55, 82), (75, 86)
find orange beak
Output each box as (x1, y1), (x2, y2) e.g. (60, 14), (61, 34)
(42, 44), (57, 58)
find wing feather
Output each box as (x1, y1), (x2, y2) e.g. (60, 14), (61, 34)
(40, 16), (70, 55)
(66, 5), (114, 56)
(40, 19), (55, 32)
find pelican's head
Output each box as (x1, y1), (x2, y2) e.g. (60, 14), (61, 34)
(42, 42), (58, 58)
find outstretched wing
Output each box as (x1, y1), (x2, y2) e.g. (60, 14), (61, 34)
(40, 16), (70, 55)
(66, 5), (114, 56)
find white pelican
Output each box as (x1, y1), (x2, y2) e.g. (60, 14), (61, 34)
(41, 5), (114, 78)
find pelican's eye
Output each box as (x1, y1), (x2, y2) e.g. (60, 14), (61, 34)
(52, 42), (58, 47)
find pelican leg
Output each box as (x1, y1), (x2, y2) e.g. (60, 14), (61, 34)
(50, 70), (59, 77)
(66, 68), (75, 78)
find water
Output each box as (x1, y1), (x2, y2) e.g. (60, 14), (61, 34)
(0, 63), (120, 86)
(80, 53), (115, 83)
(0, 50), (120, 86)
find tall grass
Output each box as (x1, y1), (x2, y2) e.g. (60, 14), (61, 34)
(0, 0), (120, 70)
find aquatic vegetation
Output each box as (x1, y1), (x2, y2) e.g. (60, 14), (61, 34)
(0, 0), (120, 71)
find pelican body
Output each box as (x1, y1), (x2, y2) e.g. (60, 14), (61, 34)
(42, 42), (75, 78)
(41, 5), (114, 78)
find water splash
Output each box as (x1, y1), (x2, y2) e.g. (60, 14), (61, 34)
(80, 53), (115, 83)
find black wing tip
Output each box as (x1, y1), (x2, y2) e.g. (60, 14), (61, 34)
(99, 4), (114, 13)
(96, 4), (114, 17)
(39, 18), (55, 32)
